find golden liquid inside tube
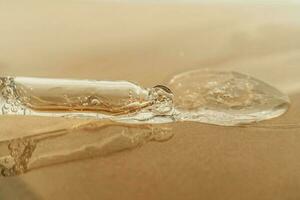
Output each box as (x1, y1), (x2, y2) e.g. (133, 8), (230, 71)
(14, 77), (152, 115)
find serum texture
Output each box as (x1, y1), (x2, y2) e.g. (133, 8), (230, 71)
(168, 69), (290, 126)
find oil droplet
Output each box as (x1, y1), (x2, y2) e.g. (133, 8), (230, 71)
(168, 69), (290, 126)
(148, 85), (174, 115)
(90, 97), (101, 106)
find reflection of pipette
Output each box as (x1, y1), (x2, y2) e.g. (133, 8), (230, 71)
(0, 120), (173, 177)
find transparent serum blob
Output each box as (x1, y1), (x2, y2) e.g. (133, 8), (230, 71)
(168, 69), (290, 126)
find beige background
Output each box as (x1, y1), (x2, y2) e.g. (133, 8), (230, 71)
(0, 1), (300, 200)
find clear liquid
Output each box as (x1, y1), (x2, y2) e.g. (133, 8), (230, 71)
(168, 69), (290, 126)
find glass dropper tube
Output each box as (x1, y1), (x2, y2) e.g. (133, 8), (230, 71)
(0, 77), (174, 122)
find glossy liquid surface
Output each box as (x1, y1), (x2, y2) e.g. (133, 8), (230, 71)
(168, 69), (290, 126)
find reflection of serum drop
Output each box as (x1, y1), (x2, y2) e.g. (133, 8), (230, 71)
(168, 69), (290, 126)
